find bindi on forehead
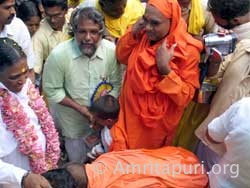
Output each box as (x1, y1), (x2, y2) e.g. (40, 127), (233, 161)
(21, 67), (27, 73)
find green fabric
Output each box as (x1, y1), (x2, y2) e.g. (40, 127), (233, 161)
(173, 101), (210, 151)
(43, 38), (122, 138)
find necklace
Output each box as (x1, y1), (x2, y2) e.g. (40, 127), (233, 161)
(0, 82), (60, 173)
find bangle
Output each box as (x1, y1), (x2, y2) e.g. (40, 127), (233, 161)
(21, 171), (31, 188)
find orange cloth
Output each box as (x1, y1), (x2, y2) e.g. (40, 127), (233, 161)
(85, 146), (208, 188)
(110, 0), (203, 150)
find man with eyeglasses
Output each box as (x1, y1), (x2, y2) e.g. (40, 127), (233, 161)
(194, 0), (250, 186)
(32, 0), (70, 84)
(42, 7), (122, 164)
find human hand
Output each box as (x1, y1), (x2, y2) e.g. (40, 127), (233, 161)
(28, 69), (35, 84)
(38, 3), (45, 18)
(156, 38), (177, 75)
(132, 17), (145, 40)
(79, 105), (93, 122)
(207, 48), (223, 77)
(90, 119), (102, 131)
(23, 173), (52, 188)
(217, 27), (233, 35)
(88, 113), (94, 123)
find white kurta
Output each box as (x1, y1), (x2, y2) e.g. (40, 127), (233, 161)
(208, 97), (250, 188)
(0, 79), (46, 188)
(87, 126), (112, 159)
(101, 126), (112, 153)
(0, 17), (35, 69)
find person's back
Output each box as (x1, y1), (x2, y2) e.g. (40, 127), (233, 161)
(40, 147), (208, 188)
(207, 97), (250, 187)
(85, 147), (208, 188)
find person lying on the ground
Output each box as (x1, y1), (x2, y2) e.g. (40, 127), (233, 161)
(24, 146), (209, 188)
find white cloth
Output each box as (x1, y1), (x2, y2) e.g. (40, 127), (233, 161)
(0, 17), (35, 69)
(0, 79), (46, 188)
(87, 126), (112, 159)
(101, 126), (112, 153)
(208, 97), (250, 188)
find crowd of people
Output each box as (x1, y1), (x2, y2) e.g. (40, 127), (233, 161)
(0, 0), (250, 187)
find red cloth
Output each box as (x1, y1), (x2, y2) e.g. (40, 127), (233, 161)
(86, 147), (208, 188)
(111, 0), (203, 150)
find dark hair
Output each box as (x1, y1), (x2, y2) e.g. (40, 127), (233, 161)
(208, 0), (250, 20)
(71, 7), (105, 35)
(98, 0), (127, 18)
(90, 95), (120, 119)
(0, 38), (26, 72)
(42, 168), (77, 188)
(16, 1), (42, 22)
(63, 162), (88, 188)
(99, 0), (126, 7)
(0, 0), (7, 4)
(41, 0), (67, 10)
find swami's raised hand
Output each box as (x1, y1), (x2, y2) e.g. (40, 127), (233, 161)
(132, 17), (146, 40)
(156, 38), (177, 75)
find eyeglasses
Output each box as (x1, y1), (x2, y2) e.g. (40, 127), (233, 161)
(45, 12), (65, 21)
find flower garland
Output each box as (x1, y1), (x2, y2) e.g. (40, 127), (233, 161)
(0, 82), (60, 174)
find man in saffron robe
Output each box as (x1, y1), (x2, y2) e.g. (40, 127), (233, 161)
(29, 146), (208, 188)
(110, 0), (203, 150)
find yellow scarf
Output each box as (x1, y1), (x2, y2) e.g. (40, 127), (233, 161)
(96, 0), (144, 38)
(188, 0), (205, 35)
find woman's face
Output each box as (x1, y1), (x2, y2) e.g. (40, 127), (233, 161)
(143, 5), (171, 42)
(25, 16), (41, 36)
(0, 58), (29, 93)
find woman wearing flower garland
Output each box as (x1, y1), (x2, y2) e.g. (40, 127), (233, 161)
(0, 37), (60, 188)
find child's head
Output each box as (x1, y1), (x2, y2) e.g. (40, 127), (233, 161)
(90, 95), (120, 129)
(42, 168), (77, 188)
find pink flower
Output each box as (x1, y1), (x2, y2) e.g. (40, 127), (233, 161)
(0, 83), (60, 173)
